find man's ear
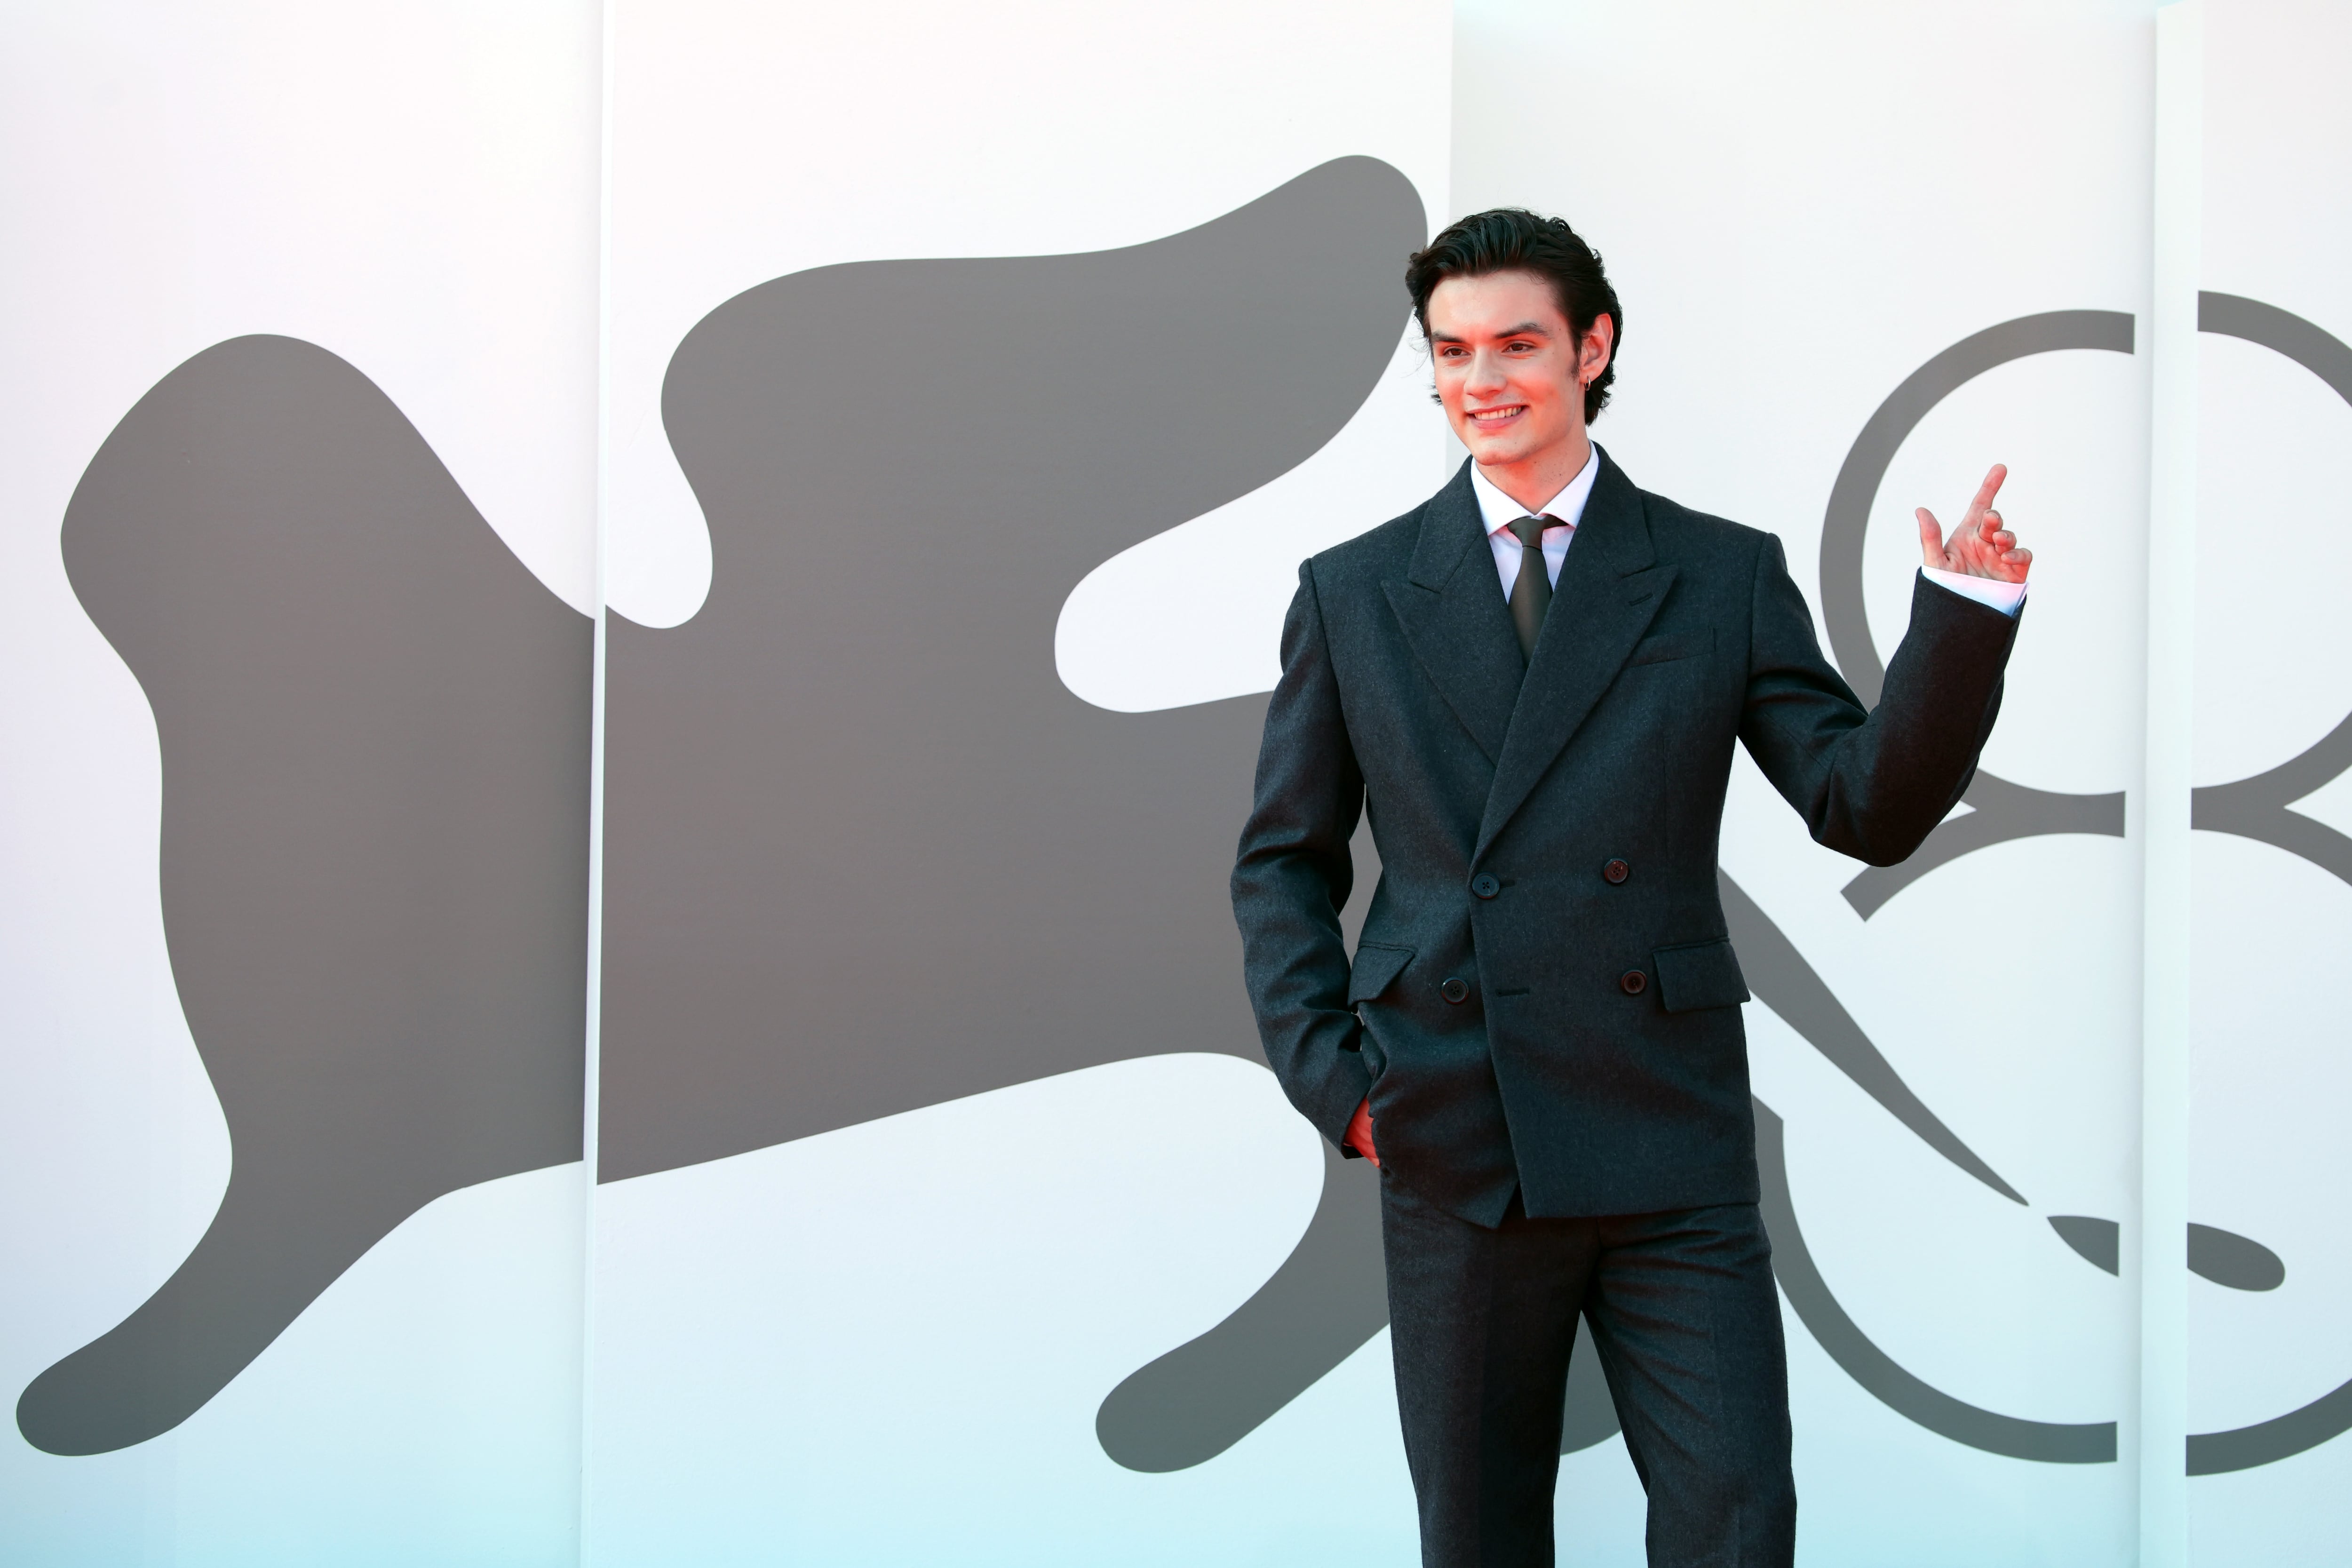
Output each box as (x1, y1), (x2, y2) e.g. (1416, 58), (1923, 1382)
(1582, 314), (1616, 380)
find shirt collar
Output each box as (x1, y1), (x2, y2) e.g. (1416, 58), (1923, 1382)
(1469, 445), (1601, 537)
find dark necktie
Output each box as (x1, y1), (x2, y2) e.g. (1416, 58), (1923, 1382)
(1506, 515), (1553, 662)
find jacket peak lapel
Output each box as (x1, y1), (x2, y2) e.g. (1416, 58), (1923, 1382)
(1383, 462), (1523, 764)
(1476, 451), (1674, 860)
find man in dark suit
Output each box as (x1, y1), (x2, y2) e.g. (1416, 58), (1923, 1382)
(1230, 208), (2032, 1568)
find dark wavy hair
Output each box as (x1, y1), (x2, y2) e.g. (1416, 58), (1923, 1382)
(1406, 208), (1623, 423)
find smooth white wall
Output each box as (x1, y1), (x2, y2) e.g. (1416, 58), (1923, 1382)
(2188, 1), (2352, 1560)
(0, 6), (599, 1565)
(586, 3), (1452, 1564)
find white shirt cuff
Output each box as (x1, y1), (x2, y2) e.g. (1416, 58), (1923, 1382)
(1922, 566), (2027, 618)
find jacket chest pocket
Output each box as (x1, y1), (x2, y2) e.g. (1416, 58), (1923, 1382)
(1626, 626), (1711, 667)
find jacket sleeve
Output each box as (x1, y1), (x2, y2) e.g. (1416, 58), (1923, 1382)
(1739, 534), (2021, 867)
(1231, 562), (1375, 1151)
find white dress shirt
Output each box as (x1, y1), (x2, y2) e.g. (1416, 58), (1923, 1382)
(1467, 450), (2026, 618)
(1470, 448), (1596, 598)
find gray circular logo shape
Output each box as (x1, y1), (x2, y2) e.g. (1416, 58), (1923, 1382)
(1814, 297), (2352, 1475)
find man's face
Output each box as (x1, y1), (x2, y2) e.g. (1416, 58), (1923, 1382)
(1425, 269), (1604, 472)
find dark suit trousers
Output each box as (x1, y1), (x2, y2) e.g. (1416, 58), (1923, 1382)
(1380, 1174), (1796, 1568)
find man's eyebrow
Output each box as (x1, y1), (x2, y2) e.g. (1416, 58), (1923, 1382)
(1428, 322), (1553, 343)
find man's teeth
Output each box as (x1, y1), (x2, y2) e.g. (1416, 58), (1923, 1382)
(1470, 407), (1522, 422)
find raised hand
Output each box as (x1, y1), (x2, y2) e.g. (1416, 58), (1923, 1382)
(1916, 463), (2031, 583)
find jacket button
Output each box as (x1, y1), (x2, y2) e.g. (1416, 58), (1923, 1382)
(1440, 977), (1470, 1004)
(1603, 859), (1630, 884)
(1470, 873), (1501, 899)
(1619, 969), (1648, 995)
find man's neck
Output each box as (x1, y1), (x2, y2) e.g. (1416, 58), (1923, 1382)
(1475, 428), (1593, 516)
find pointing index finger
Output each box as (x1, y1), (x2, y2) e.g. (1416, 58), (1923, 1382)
(1964, 463), (2008, 530)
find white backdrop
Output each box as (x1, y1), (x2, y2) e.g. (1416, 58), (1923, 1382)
(2187, 0), (2352, 1560)
(0, 5), (598, 1565)
(587, 4), (1450, 1562)
(1, 2), (2346, 1565)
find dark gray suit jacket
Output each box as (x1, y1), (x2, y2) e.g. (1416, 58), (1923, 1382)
(1231, 450), (2020, 1226)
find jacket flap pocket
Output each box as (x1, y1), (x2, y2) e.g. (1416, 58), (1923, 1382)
(1348, 942), (1415, 1003)
(1653, 938), (1748, 1013)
